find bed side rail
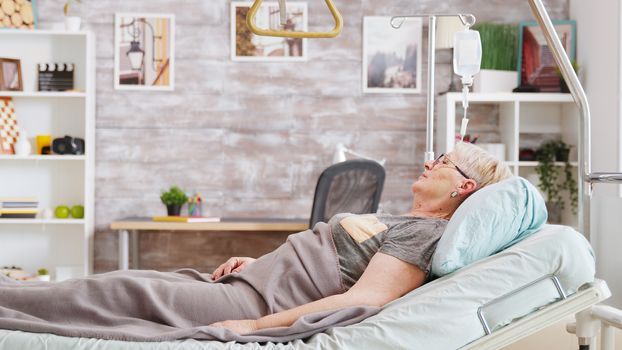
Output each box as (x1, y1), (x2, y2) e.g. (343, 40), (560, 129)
(477, 274), (567, 335)
(461, 279), (610, 350)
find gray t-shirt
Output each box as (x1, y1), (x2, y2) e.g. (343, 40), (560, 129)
(328, 213), (448, 290)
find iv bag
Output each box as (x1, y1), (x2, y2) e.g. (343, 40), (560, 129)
(453, 29), (482, 85)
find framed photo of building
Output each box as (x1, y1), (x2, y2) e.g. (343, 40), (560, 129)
(114, 13), (175, 91)
(231, 1), (308, 62)
(517, 20), (576, 92)
(363, 16), (422, 94)
(0, 58), (23, 91)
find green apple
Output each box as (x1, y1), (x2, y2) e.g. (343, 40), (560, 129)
(71, 205), (84, 219)
(55, 206), (70, 219)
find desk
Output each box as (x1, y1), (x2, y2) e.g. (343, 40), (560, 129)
(110, 217), (309, 270)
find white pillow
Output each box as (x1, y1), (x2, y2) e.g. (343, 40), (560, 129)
(431, 176), (548, 276)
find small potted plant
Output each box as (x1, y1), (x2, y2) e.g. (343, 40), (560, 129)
(63, 0), (82, 32)
(472, 22), (519, 92)
(36, 268), (51, 282)
(534, 140), (578, 223)
(160, 186), (188, 216)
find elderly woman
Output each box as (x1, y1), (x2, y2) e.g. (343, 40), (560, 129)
(0, 142), (512, 341)
(211, 142), (512, 333)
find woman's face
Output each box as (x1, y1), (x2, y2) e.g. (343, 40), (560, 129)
(411, 153), (469, 199)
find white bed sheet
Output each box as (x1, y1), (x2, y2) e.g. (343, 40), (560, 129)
(0, 224), (595, 350)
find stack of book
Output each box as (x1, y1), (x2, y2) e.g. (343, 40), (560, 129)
(0, 197), (39, 219)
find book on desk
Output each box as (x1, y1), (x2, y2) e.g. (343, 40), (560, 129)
(152, 216), (221, 223)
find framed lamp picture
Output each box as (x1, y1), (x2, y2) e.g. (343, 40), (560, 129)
(363, 16), (422, 94)
(517, 20), (577, 92)
(231, 1), (308, 62)
(0, 58), (23, 91)
(114, 13), (175, 91)
(0, 0), (38, 30)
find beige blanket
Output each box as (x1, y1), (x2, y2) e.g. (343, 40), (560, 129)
(0, 223), (380, 342)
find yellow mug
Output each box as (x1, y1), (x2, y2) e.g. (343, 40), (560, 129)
(36, 135), (52, 155)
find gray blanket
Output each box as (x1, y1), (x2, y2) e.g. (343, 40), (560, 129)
(0, 223), (380, 342)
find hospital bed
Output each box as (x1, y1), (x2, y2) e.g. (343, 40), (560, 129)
(0, 225), (606, 349)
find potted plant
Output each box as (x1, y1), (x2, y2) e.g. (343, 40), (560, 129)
(534, 140), (578, 223)
(36, 268), (51, 282)
(554, 59), (580, 93)
(472, 22), (518, 92)
(160, 186), (188, 216)
(63, 0), (82, 32)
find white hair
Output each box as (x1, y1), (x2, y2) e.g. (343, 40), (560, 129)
(452, 142), (513, 189)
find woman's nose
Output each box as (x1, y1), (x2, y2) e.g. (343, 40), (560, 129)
(424, 160), (434, 170)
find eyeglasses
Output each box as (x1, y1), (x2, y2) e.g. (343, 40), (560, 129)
(431, 153), (471, 179)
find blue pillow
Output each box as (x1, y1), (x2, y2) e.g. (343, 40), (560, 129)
(431, 176), (547, 276)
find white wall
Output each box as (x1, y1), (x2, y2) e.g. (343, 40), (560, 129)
(570, 0), (622, 308)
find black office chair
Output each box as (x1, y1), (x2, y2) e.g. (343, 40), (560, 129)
(309, 159), (385, 228)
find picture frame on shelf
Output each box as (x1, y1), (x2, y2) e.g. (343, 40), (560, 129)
(0, 0), (38, 30)
(362, 16), (422, 94)
(517, 20), (576, 92)
(114, 13), (175, 91)
(230, 1), (308, 62)
(0, 58), (23, 91)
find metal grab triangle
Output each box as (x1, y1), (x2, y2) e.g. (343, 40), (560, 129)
(246, 0), (343, 38)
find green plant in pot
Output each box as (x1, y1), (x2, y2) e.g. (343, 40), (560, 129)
(474, 22), (518, 71)
(534, 140), (578, 223)
(472, 22), (518, 92)
(160, 186), (188, 216)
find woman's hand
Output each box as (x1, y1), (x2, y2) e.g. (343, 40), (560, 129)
(209, 319), (258, 335)
(211, 257), (256, 280)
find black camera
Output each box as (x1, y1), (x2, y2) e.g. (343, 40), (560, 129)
(52, 135), (85, 155)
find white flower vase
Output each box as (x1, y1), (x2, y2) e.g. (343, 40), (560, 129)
(64, 16), (82, 32)
(14, 131), (32, 156)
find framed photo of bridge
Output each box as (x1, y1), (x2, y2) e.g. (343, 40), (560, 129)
(231, 1), (308, 62)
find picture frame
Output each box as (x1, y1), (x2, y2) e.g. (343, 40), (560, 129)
(363, 16), (423, 94)
(0, 0), (38, 30)
(114, 13), (175, 91)
(230, 1), (308, 62)
(517, 20), (577, 92)
(0, 58), (23, 91)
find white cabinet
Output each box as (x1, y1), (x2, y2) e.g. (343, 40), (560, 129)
(437, 92), (579, 227)
(0, 30), (95, 278)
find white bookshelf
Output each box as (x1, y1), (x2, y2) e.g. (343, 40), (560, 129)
(438, 92), (579, 227)
(0, 30), (95, 279)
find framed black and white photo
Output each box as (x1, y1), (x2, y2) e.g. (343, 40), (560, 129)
(363, 16), (422, 94)
(114, 13), (175, 91)
(231, 1), (307, 62)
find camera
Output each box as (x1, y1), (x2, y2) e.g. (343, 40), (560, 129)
(52, 135), (85, 155)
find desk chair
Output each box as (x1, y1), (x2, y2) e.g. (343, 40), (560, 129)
(309, 159), (385, 227)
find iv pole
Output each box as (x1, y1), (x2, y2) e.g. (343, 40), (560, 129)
(390, 14), (476, 162)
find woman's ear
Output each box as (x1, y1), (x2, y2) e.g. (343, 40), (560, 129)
(458, 179), (478, 196)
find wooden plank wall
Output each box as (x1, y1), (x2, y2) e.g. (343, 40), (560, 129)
(36, 0), (569, 273)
